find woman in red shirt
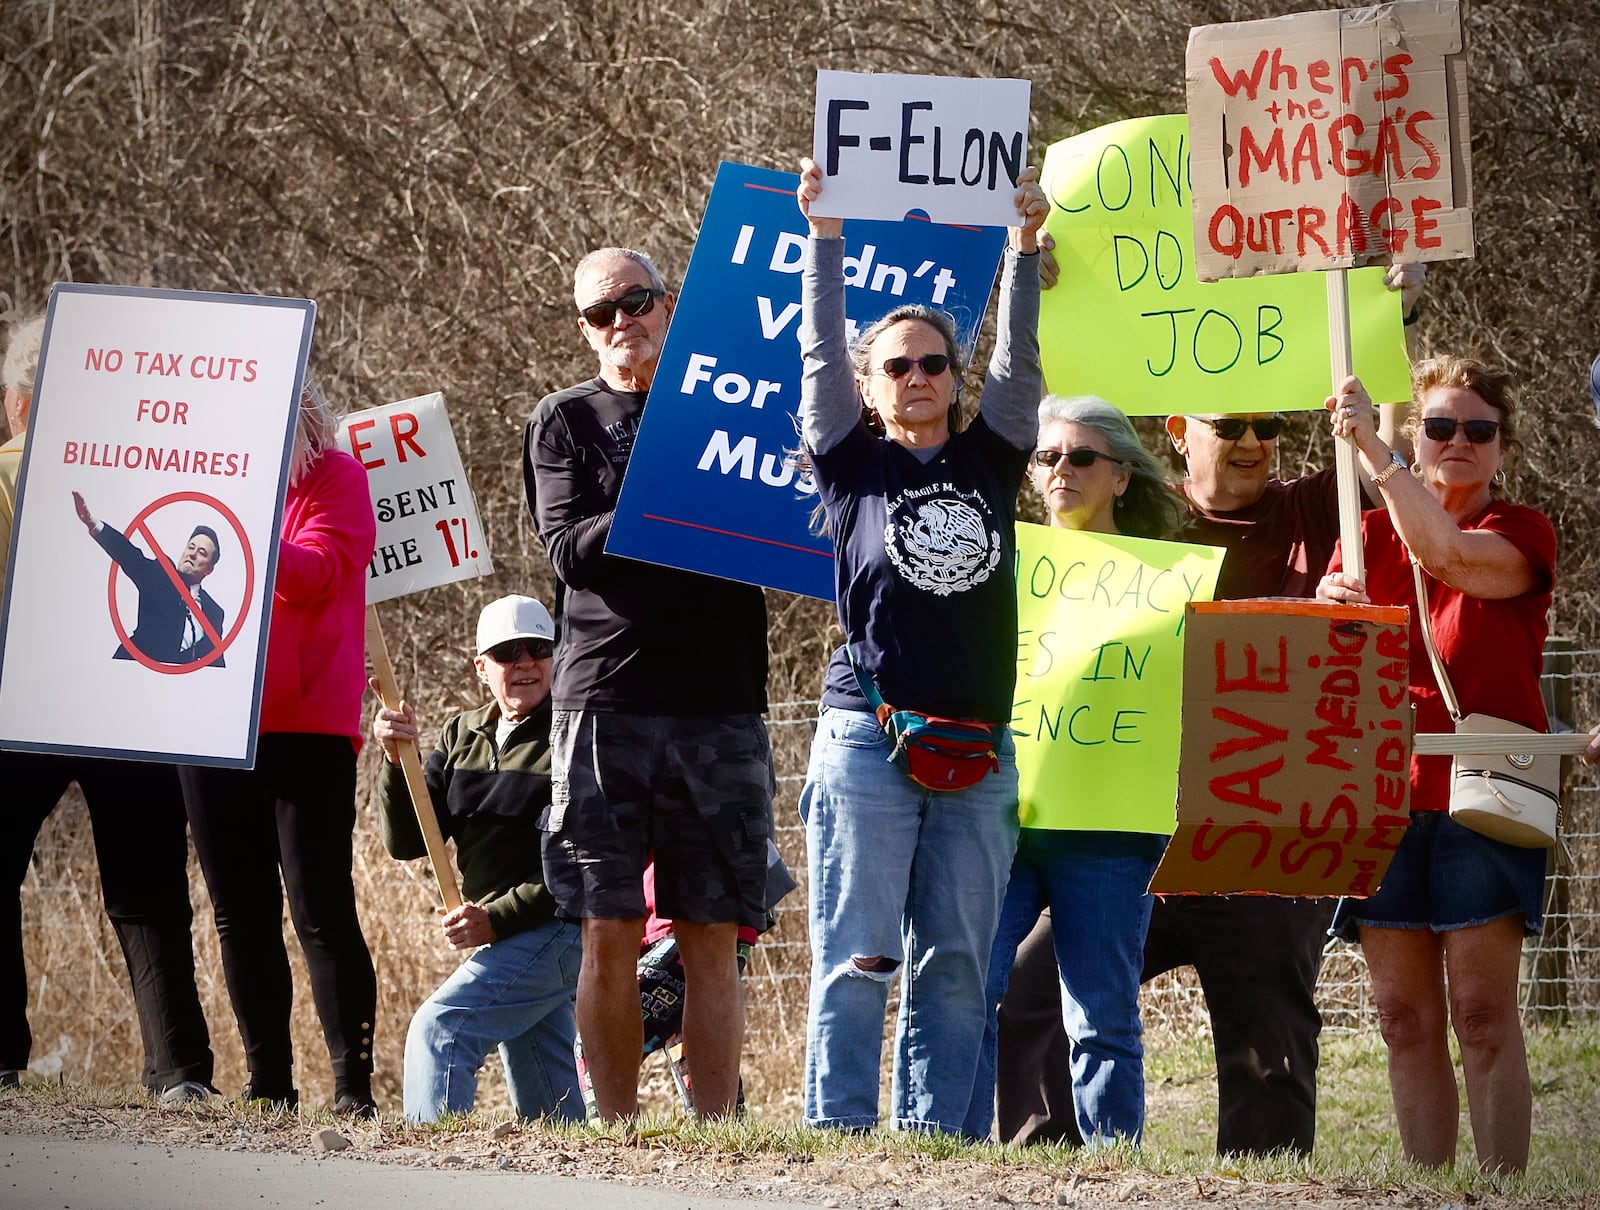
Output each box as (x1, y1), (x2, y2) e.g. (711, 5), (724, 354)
(1317, 356), (1553, 1175)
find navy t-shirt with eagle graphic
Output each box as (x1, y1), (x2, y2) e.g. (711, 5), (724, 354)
(813, 419), (1029, 722)
(799, 236), (1041, 725)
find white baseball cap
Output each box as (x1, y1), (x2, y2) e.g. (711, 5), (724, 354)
(475, 595), (555, 655)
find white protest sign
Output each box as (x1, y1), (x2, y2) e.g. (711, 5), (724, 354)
(1186, 0), (1473, 279)
(811, 70), (1032, 227)
(336, 393), (490, 604)
(0, 283), (312, 767)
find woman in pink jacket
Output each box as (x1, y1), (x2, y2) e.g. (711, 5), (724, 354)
(181, 381), (379, 1116)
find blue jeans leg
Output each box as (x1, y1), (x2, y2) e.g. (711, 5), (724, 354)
(801, 708), (917, 1130)
(801, 708), (1019, 1134)
(963, 853), (1048, 1140)
(402, 920), (583, 1122)
(890, 743), (1019, 1133)
(1039, 830), (1165, 1146)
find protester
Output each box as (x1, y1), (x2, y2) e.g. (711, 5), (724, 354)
(1317, 359), (1552, 1174)
(1137, 262), (1425, 1157)
(71, 493), (226, 666)
(1, 313), (215, 1100)
(178, 379), (379, 1115)
(373, 594), (582, 1123)
(523, 246), (774, 1121)
(963, 395), (1186, 1146)
(792, 156), (1047, 1134)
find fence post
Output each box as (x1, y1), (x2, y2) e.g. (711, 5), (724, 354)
(1528, 636), (1574, 1020)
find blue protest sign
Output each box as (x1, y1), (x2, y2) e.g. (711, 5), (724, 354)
(608, 160), (1007, 600)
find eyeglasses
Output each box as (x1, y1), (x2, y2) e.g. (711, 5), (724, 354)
(1193, 415), (1285, 441)
(1032, 447), (1123, 471)
(579, 287), (664, 329)
(873, 354), (952, 380)
(1421, 417), (1500, 444)
(485, 638), (554, 664)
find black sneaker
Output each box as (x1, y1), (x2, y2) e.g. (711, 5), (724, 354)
(0, 1069), (19, 1090)
(333, 1091), (377, 1120)
(241, 1083), (299, 1112)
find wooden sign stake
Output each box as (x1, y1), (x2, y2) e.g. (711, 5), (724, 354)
(1326, 268), (1365, 583)
(365, 604), (462, 911)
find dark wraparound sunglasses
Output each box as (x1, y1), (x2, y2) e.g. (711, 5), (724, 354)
(1422, 417), (1500, 444)
(873, 354), (952, 380)
(486, 638), (554, 664)
(579, 287), (664, 329)
(1194, 415), (1285, 441)
(1032, 447), (1123, 470)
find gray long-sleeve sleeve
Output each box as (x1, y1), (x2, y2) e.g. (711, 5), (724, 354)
(978, 249), (1043, 451)
(799, 236), (858, 456)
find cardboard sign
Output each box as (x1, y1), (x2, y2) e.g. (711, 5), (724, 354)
(0, 283), (312, 767)
(1187, 0), (1473, 279)
(1039, 115), (1412, 414)
(336, 393), (490, 604)
(607, 161), (1005, 601)
(1011, 524), (1224, 834)
(811, 71), (1032, 227)
(1150, 600), (1412, 896)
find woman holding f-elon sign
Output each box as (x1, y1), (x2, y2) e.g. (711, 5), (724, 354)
(962, 395), (1189, 1148)
(793, 155), (1046, 1135)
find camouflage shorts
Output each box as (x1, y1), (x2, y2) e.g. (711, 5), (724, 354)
(542, 710), (775, 929)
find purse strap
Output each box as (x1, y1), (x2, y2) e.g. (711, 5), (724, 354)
(1410, 556), (1466, 724)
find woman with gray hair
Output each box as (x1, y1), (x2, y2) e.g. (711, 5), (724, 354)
(963, 395), (1187, 1147)
(179, 378), (381, 1115)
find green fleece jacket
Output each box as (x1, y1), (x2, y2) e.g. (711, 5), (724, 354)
(377, 697), (557, 940)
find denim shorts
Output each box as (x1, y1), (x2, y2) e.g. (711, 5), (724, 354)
(542, 709), (775, 929)
(1330, 809), (1549, 943)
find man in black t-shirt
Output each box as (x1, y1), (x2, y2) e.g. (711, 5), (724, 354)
(522, 246), (773, 1122)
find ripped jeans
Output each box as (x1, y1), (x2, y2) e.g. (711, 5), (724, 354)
(799, 707), (1019, 1133)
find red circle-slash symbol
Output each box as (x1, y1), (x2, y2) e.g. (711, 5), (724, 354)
(105, 490), (256, 675)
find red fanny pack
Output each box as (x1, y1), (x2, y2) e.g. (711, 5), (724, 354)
(849, 647), (1001, 792)
(881, 709), (1002, 792)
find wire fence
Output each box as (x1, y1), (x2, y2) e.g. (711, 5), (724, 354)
(15, 645), (1600, 1101)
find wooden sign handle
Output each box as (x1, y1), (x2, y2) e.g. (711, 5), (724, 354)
(366, 605), (463, 911)
(1326, 268), (1365, 584)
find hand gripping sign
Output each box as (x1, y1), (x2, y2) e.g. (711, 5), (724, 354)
(337, 393), (493, 909)
(0, 283), (311, 768)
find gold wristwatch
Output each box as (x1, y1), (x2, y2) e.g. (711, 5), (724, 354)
(1370, 449), (1407, 489)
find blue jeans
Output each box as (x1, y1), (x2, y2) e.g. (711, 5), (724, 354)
(965, 828), (1166, 1146)
(402, 919), (583, 1122)
(799, 707), (1019, 1134)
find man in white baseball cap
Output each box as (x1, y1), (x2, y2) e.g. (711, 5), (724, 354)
(372, 593), (582, 1122)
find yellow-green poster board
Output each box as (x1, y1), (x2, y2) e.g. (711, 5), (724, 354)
(1038, 114), (1412, 415)
(1011, 522), (1224, 833)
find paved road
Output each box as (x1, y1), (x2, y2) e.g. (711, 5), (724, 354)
(2, 1134), (818, 1210)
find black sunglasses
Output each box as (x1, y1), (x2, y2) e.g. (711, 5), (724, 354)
(1194, 415), (1286, 441)
(485, 638), (554, 664)
(1032, 447), (1123, 470)
(1421, 417), (1500, 444)
(874, 354), (952, 380)
(579, 287), (664, 329)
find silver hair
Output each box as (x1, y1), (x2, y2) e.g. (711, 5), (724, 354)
(290, 376), (343, 486)
(1035, 394), (1188, 539)
(2, 314), (46, 397)
(572, 247), (667, 306)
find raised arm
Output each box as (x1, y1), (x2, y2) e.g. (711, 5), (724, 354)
(797, 156), (859, 456)
(978, 166), (1047, 451)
